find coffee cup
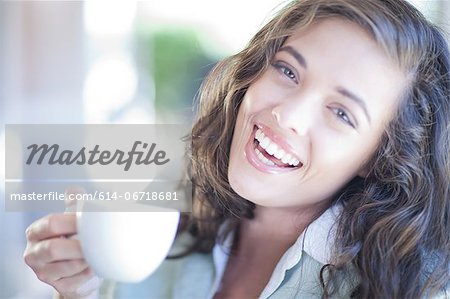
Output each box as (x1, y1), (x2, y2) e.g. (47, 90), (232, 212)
(76, 200), (180, 283)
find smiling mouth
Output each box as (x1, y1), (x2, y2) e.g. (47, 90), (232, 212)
(252, 126), (303, 168)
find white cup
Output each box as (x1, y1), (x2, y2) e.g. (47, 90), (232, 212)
(76, 200), (180, 283)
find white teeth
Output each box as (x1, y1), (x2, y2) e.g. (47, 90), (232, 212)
(266, 143), (277, 155)
(255, 148), (275, 166)
(258, 130), (265, 140)
(254, 128), (301, 167)
(274, 148), (285, 159)
(288, 157), (297, 166)
(255, 129), (265, 143)
(281, 153), (292, 164)
(260, 137), (270, 149)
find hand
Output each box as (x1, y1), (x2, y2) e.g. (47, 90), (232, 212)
(24, 189), (101, 298)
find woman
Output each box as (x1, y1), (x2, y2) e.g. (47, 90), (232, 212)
(25, 0), (450, 298)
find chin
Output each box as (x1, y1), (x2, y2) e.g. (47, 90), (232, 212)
(228, 175), (272, 206)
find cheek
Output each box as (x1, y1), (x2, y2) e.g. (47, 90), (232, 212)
(228, 105), (251, 175)
(315, 133), (380, 178)
(243, 76), (283, 112)
(231, 104), (250, 150)
(240, 91), (261, 115)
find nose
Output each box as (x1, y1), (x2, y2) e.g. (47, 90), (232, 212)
(271, 93), (316, 136)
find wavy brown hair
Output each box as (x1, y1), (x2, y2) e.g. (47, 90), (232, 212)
(178, 0), (450, 297)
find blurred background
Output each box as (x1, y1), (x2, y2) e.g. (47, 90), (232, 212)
(0, 1), (449, 298)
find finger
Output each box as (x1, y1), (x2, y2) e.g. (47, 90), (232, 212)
(64, 186), (86, 212)
(26, 214), (77, 241)
(53, 267), (96, 297)
(30, 238), (84, 264)
(40, 259), (89, 282)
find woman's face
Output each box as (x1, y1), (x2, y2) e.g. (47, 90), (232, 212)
(228, 18), (407, 209)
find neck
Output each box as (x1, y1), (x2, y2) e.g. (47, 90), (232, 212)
(237, 202), (329, 256)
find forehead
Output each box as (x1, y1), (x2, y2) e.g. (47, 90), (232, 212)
(285, 18), (386, 67)
(279, 18), (407, 127)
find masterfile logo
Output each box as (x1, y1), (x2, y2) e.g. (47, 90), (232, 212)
(26, 141), (170, 171)
(4, 124), (192, 212)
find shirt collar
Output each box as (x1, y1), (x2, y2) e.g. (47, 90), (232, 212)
(259, 204), (342, 298)
(210, 204), (342, 299)
(271, 203), (341, 273)
(302, 203), (341, 264)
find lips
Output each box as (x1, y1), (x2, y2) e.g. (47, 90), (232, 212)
(244, 124), (304, 173)
(254, 128), (301, 167)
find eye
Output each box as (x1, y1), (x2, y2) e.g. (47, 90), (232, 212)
(333, 107), (355, 128)
(271, 62), (298, 84)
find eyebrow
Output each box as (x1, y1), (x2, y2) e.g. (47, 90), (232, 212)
(336, 87), (372, 124)
(279, 46), (308, 69)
